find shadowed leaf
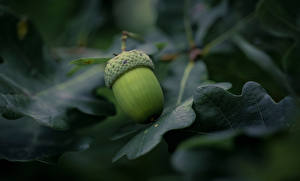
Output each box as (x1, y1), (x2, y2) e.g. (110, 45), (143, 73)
(0, 8), (115, 161)
(112, 99), (196, 162)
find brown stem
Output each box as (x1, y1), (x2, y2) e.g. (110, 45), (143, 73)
(121, 31), (128, 52)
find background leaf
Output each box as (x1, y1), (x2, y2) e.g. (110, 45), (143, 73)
(0, 7), (115, 161)
(162, 56), (231, 107)
(194, 0), (228, 44)
(256, 0), (300, 38)
(0, 116), (92, 161)
(282, 41), (300, 97)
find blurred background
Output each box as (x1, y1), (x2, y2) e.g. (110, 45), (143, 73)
(2, 0), (157, 48)
(0, 0), (178, 181)
(0, 0), (300, 181)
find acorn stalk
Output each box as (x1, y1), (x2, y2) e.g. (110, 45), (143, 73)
(104, 50), (164, 123)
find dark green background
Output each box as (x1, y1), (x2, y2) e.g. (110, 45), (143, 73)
(1, 0), (300, 181)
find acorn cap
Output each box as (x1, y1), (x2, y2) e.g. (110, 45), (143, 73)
(104, 50), (154, 87)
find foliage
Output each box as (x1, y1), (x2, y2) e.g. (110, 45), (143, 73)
(0, 7), (115, 161)
(0, 0), (300, 181)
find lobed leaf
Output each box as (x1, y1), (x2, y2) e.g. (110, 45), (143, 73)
(193, 81), (295, 133)
(112, 99), (196, 162)
(0, 8), (115, 161)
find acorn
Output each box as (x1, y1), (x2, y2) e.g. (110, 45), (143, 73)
(104, 50), (164, 123)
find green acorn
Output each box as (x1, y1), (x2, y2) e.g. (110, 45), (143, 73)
(104, 50), (164, 123)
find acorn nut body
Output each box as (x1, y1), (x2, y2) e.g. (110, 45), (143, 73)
(104, 50), (164, 123)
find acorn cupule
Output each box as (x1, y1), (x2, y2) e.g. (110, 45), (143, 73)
(104, 50), (164, 123)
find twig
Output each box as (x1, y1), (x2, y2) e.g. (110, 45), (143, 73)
(121, 31), (145, 52)
(121, 31), (128, 52)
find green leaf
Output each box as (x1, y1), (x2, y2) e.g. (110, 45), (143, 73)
(203, 43), (287, 98)
(68, 57), (111, 75)
(195, 0), (228, 44)
(112, 99), (196, 162)
(162, 57), (231, 107)
(110, 124), (148, 141)
(178, 130), (238, 150)
(256, 0), (300, 38)
(70, 57), (111, 65)
(197, 0), (258, 55)
(0, 116), (93, 161)
(136, 30), (172, 56)
(56, 0), (106, 46)
(156, 0), (184, 35)
(0, 9), (115, 129)
(203, 13), (255, 56)
(155, 42), (168, 51)
(282, 41), (300, 97)
(0, 8), (115, 161)
(240, 114), (300, 181)
(171, 139), (234, 176)
(197, 81), (232, 90)
(136, 43), (159, 55)
(170, 82), (296, 180)
(162, 57), (208, 107)
(232, 35), (290, 92)
(165, 81), (295, 152)
(172, 132), (237, 177)
(193, 81), (295, 134)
